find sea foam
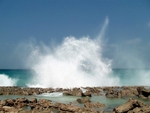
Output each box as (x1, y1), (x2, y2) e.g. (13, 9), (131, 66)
(0, 74), (18, 86)
(26, 17), (120, 88)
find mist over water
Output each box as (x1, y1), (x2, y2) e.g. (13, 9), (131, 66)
(26, 17), (120, 88)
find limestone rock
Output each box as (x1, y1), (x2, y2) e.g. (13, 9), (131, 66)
(113, 98), (146, 113)
(76, 98), (91, 104)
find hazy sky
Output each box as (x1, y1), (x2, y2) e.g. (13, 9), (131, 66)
(0, 0), (150, 69)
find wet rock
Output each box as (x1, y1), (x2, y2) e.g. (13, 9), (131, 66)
(120, 87), (138, 97)
(137, 87), (150, 99)
(113, 98), (146, 113)
(76, 98), (91, 103)
(16, 97), (29, 103)
(82, 91), (92, 97)
(84, 87), (102, 96)
(13, 98), (29, 108)
(2, 106), (18, 112)
(6, 99), (15, 106)
(0, 100), (7, 106)
(105, 89), (121, 98)
(84, 102), (105, 108)
(29, 98), (37, 103)
(59, 103), (80, 112)
(63, 88), (82, 96)
(128, 106), (150, 113)
(38, 99), (53, 108)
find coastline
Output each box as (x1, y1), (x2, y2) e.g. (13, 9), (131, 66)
(0, 86), (150, 112)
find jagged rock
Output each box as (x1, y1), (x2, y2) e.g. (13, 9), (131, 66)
(16, 97), (29, 103)
(137, 87), (150, 99)
(120, 87), (138, 97)
(84, 102), (105, 108)
(0, 100), (7, 106)
(13, 98), (29, 108)
(76, 98), (91, 103)
(2, 106), (18, 112)
(29, 98), (37, 103)
(59, 103), (80, 112)
(84, 87), (102, 96)
(105, 89), (121, 98)
(113, 98), (146, 113)
(63, 88), (82, 96)
(38, 99), (52, 108)
(6, 99), (15, 106)
(82, 91), (92, 97)
(127, 106), (150, 113)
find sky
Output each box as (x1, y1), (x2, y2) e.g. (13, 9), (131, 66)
(0, 0), (150, 69)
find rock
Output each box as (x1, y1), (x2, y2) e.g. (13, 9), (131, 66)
(14, 98), (29, 108)
(128, 106), (150, 113)
(83, 87), (102, 96)
(105, 89), (121, 98)
(16, 97), (29, 103)
(84, 102), (105, 108)
(59, 103), (80, 112)
(38, 99), (52, 108)
(0, 100), (7, 106)
(6, 99), (15, 106)
(92, 102), (105, 108)
(63, 88), (82, 96)
(76, 98), (91, 103)
(82, 91), (92, 97)
(2, 106), (18, 112)
(29, 98), (37, 103)
(120, 87), (138, 97)
(137, 87), (150, 98)
(113, 98), (146, 113)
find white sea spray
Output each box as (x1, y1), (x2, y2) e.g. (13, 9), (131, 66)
(0, 74), (18, 86)
(26, 17), (120, 88)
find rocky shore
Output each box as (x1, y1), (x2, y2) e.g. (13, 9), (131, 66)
(0, 86), (150, 113)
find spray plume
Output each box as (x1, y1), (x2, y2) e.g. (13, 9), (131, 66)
(26, 17), (120, 88)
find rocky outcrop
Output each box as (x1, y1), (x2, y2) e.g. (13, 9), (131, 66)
(105, 89), (121, 98)
(63, 88), (83, 96)
(113, 98), (147, 113)
(83, 87), (102, 96)
(84, 101), (105, 108)
(137, 87), (150, 99)
(1, 86), (149, 98)
(1, 86), (150, 112)
(76, 98), (105, 109)
(0, 97), (104, 113)
(0, 87), (56, 96)
(105, 86), (140, 98)
(120, 87), (139, 97)
(76, 98), (91, 103)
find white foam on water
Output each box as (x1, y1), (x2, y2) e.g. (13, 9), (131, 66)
(26, 17), (120, 88)
(38, 92), (63, 97)
(0, 74), (18, 86)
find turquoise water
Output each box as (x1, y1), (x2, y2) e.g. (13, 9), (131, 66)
(112, 68), (150, 86)
(0, 69), (150, 87)
(0, 69), (33, 86)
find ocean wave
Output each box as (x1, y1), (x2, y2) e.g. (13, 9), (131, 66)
(0, 74), (18, 86)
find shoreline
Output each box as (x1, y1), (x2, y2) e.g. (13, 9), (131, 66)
(0, 86), (150, 112)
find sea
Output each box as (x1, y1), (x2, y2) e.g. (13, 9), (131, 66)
(0, 68), (150, 87)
